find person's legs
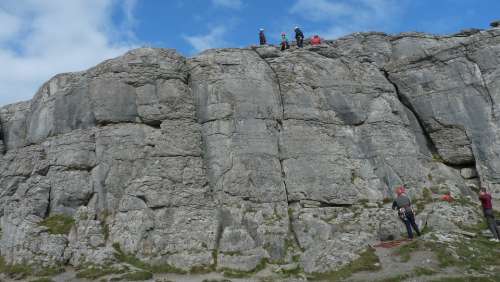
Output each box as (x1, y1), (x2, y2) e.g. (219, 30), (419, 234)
(402, 218), (413, 239)
(486, 215), (500, 239)
(407, 212), (421, 236)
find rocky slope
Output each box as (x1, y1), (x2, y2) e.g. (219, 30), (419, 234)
(1, 24), (499, 278)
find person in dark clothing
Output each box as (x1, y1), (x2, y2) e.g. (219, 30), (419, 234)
(294, 26), (304, 48)
(392, 186), (421, 239)
(259, 28), (266, 45)
(479, 187), (500, 241)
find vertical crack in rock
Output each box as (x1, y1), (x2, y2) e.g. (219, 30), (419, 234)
(251, 49), (288, 202)
(251, 49), (305, 251)
(462, 49), (496, 119)
(381, 69), (439, 158)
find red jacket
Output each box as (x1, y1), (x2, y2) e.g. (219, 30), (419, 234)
(311, 35), (321, 45)
(479, 193), (493, 209)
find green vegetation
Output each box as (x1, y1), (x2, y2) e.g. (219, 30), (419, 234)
(413, 267), (437, 276)
(393, 240), (420, 262)
(308, 247), (380, 281)
(221, 258), (267, 278)
(415, 236), (500, 273)
(377, 274), (411, 282)
(75, 265), (126, 280)
(422, 187), (433, 202)
(0, 256), (33, 279)
(112, 243), (187, 274)
(35, 265), (65, 277)
(29, 278), (54, 282)
(280, 265), (304, 278)
(99, 211), (111, 241)
(432, 153), (444, 162)
(377, 267), (436, 282)
(432, 276), (500, 282)
(39, 214), (75, 235)
(110, 271), (153, 281)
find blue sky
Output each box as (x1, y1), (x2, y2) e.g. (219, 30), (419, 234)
(0, 0), (499, 106)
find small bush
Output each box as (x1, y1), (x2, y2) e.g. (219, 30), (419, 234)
(422, 187), (432, 202)
(39, 214), (75, 235)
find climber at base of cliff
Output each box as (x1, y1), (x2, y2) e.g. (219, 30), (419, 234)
(479, 187), (500, 242)
(392, 186), (421, 240)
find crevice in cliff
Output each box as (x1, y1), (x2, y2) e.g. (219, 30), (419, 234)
(381, 69), (439, 158)
(288, 199), (353, 208)
(461, 49), (496, 119)
(252, 49), (289, 201)
(252, 49), (302, 254)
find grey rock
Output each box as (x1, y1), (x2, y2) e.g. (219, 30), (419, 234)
(2, 25), (500, 275)
(461, 168), (478, 179)
(253, 45), (281, 59)
(454, 28), (483, 36)
(218, 248), (268, 272)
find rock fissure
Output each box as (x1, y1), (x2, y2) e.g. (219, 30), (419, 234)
(381, 68), (439, 157)
(462, 50), (496, 119)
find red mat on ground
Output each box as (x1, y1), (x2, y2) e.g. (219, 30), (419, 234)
(373, 239), (410, 248)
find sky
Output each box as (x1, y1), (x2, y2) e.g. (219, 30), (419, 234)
(0, 0), (499, 106)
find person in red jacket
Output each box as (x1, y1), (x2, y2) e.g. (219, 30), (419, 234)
(311, 35), (321, 45)
(479, 187), (500, 241)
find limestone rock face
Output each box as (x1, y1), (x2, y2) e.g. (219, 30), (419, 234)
(1, 27), (499, 274)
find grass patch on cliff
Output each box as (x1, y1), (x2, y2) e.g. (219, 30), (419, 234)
(39, 214), (75, 235)
(35, 265), (65, 277)
(417, 236), (500, 273)
(0, 256), (33, 279)
(75, 265), (126, 280)
(112, 243), (187, 274)
(393, 240), (420, 262)
(109, 270), (153, 281)
(29, 278), (54, 282)
(221, 258), (268, 278)
(308, 247), (380, 281)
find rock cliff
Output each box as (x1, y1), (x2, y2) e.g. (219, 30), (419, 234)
(1, 25), (500, 276)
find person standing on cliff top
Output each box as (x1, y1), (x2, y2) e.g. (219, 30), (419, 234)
(280, 32), (290, 51)
(259, 28), (266, 45)
(479, 187), (500, 242)
(392, 186), (421, 240)
(294, 26), (304, 48)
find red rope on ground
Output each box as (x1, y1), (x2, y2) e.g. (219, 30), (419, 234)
(373, 239), (410, 248)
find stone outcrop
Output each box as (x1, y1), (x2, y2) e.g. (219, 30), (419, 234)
(1, 26), (499, 274)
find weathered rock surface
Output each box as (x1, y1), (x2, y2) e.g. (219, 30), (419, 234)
(1, 27), (500, 275)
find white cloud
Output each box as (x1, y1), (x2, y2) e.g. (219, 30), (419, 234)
(211, 0), (242, 9)
(0, 10), (21, 42)
(290, 0), (406, 39)
(183, 26), (228, 54)
(0, 0), (138, 106)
